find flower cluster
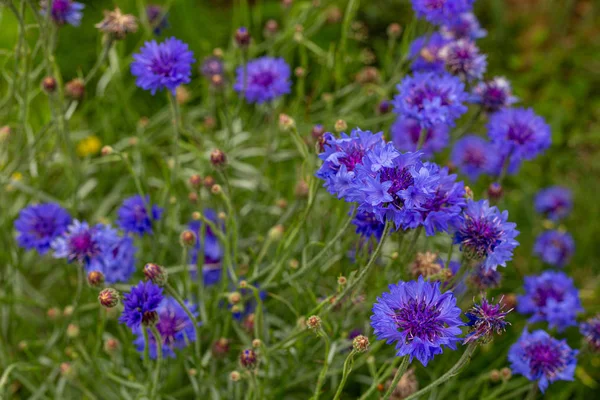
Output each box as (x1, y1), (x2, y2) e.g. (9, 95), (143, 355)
(119, 280), (164, 329)
(14, 203), (72, 255)
(234, 57), (291, 104)
(117, 195), (163, 237)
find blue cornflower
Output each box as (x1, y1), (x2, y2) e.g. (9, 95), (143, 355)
(353, 147), (439, 230)
(119, 280), (164, 329)
(533, 230), (574, 268)
(352, 210), (386, 240)
(52, 220), (116, 264)
(189, 210), (223, 286)
(316, 128), (384, 200)
(508, 329), (577, 393)
(517, 271), (582, 332)
(87, 236), (137, 284)
(471, 77), (518, 113)
(418, 163), (466, 236)
(41, 0), (84, 27)
(487, 107), (552, 174)
(454, 200), (519, 270)
(200, 56), (224, 78)
(534, 186), (572, 222)
(146, 5), (169, 35)
(234, 57), (291, 104)
(131, 37), (195, 95)
(440, 12), (487, 40)
(393, 72), (468, 128)
(117, 195), (163, 237)
(451, 135), (499, 181)
(391, 117), (449, 157)
(408, 33), (450, 73)
(411, 0), (475, 25)
(580, 314), (600, 352)
(14, 203), (72, 255)
(134, 297), (198, 359)
(465, 298), (511, 344)
(469, 263), (502, 290)
(440, 39), (487, 81)
(371, 276), (463, 366)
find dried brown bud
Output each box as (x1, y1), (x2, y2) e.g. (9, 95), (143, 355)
(352, 335), (369, 352)
(87, 271), (105, 287)
(65, 78), (85, 100)
(411, 252), (441, 279)
(306, 315), (322, 331)
(210, 149), (227, 166)
(95, 7), (138, 40)
(42, 76), (57, 93)
(98, 288), (120, 308)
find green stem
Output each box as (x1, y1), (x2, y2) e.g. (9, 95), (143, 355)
(149, 325), (163, 399)
(311, 330), (331, 400)
(333, 350), (357, 400)
(404, 343), (478, 400)
(142, 326), (150, 367)
(382, 356), (410, 400)
(119, 152), (145, 198)
(416, 128), (427, 150)
(167, 91), (181, 192)
(84, 37), (114, 85)
(166, 284), (202, 365)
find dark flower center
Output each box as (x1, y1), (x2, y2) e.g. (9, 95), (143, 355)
(69, 230), (99, 261)
(380, 166), (415, 209)
(533, 285), (564, 307)
(425, 0), (446, 10)
(251, 71), (276, 88)
(133, 204), (148, 223)
(483, 86), (507, 107)
(526, 342), (567, 379)
(392, 298), (444, 343)
(151, 56), (176, 76)
(458, 217), (502, 259)
(33, 217), (56, 238)
(409, 86), (451, 110)
(464, 147), (486, 167)
(507, 122), (534, 145)
(338, 148), (365, 172)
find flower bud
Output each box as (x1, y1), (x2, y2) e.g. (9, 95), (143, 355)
(334, 119), (348, 132)
(295, 180), (309, 198)
(240, 349), (258, 368)
(65, 78), (85, 100)
(489, 369), (501, 382)
(487, 182), (503, 200)
(218, 211), (227, 220)
(143, 263), (168, 286)
(252, 338), (262, 348)
(294, 67), (305, 78)
(42, 76), (57, 93)
(311, 124), (325, 139)
(210, 149), (227, 167)
(47, 307), (59, 319)
(189, 174), (202, 188)
(500, 367), (512, 381)
(326, 6), (342, 24)
(306, 315), (322, 331)
(235, 27), (251, 48)
(203, 175), (215, 188)
(228, 292), (242, 305)
(278, 113), (295, 131)
(378, 100), (391, 115)
(60, 362), (75, 379)
(243, 313), (255, 332)
(191, 211), (201, 220)
(87, 271), (105, 287)
(213, 48), (224, 58)
(63, 305), (74, 317)
(188, 368), (197, 377)
(18, 341), (28, 351)
(464, 186), (474, 200)
(204, 116), (216, 129)
(276, 198), (288, 209)
(66, 324), (80, 338)
(352, 335), (369, 353)
(239, 280), (248, 289)
(337, 276), (347, 286)
(289, 259), (299, 269)
(264, 19), (279, 37)
(0, 125), (10, 143)
(176, 86), (190, 105)
(101, 145), (113, 156)
(104, 338), (120, 354)
(230, 371), (241, 382)
(211, 184), (222, 195)
(180, 230), (196, 247)
(387, 23), (402, 38)
(99, 288), (120, 308)
(188, 192), (198, 203)
(268, 225), (285, 241)
(212, 337), (230, 356)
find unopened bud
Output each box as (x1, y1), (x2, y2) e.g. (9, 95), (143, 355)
(500, 367), (512, 380)
(230, 370), (241, 382)
(334, 119), (347, 132)
(352, 335), (369, 352)
(204, 175), (215, 188)
(63, 305), (74, 317)
(104, 338), (120, 354)
(189, 174), (202, 188)
(0, 126), (10, 143)
(235, 27), (251, 48)
(295, 180), (309, 198)
(142, 310), (159, 326)
(268, 225), (285, 241)
(87, 271), (105, 287)
(487, 182), (503, 200)
(378, 100), (391, 115)
(337, 276), (347, 286)
(306, 315), (322, 331)
(213, 338), (230, 356)
(188, 192), (198, 203)
(239, 280), (248, 289)
(289, 259), (299, 269)
(180, 230), (196, 247)
(252, 339), (262, 348)
(489, 369), (501, 382)
(264, 19), (279, 37)
(101, 145), (113, 156)
(278, 113), (295, 131)
(60, 362), (74, 378)
(387, 23), (402, 38)
(213, 48), (224, 58)
(42, 76), (57, 93)
(228, 292), (242, 305)
(143, 263), (168, 286)
(240, 349), (258, 368)
(188, 368), (197, 376)
(65, 78), (85, 100)
(276, 198), (288, 209)
(192, 211), (201, 220)
(47, 307), (60, 319)
(18, 341), (28, 351)
(210, 149), (227, 167)
(99, 288), (120, 308)
(311, 124), (325, 139)
(176, 86), (190, 105)
(67, 324), (80, 338)
(465, 186), (474, 200)
(294, 67), (305, 77)
(211, 184), (222, 195)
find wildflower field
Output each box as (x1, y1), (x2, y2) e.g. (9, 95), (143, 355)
(1, 0), (600, 399)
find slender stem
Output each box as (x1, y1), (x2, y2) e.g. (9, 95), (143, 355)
(149, 325), (163, 399)
(93, 307), (106, 358)
(524, 383), (538, 400)
(358, 356), (402, 400)
(167, 91), (181, 192)
(416, 128), (426, 150)
(325, 221), (392, 313)
(333, 350), (357, 400)
(119, 152), (145, 198)
(142, 327), (150, 367)
(311, 330), (331, 400)
(166, 284), (202, 365)
(404, 343), (478, 400)
(445, 241), (454, 269)
(84, 37), (114, 85)
(382, 356), (410, 400)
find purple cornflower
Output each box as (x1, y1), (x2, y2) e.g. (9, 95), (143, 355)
(52, 220), (116, 264)
(119, 280), (164, 329)
(146, 5), (169, 35)
(454, 200), (519, 270)
(117, 195), (163, 237)
(469, 263), (502, 290)
(487, 107), (552, 174)
(534, 186), (572, 222)
(234, 57), (291, 104)
(14, 203), (72, 255)
(86, 236), (136, 284)
(134, 297), (198, 359)
(465, 298), (511, 344)
(391, 117), (449, 157)
(517, 271), (582, 332)
(408, 33), (451, 73)
(533, 230), (574, 268)
(393, 72), (469, 128)
(40, 0), (84, 27)
(418, 163), (466, 236)
(411, 0), (475, 25)
(188, 210), (223, 286)
(316, 128), (384, 200)
(440, 39), (487, 82)
(131, 37), (195, 95)
(508, 329), (577, 392)
(200, 56), (224, 78)
(580, 314), (600, 352)
(451, 135), (499, 181)
(471, 77), (518, 113)
(352, 210), (386, 240)
(371, 276), (463, 366)
(440, 12), (486, 40)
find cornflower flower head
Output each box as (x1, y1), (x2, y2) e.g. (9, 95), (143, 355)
(371, 276), (463, 366)
(40, 0), (84, 27)
(534, 186), (572, 222)
(580, 314), (600, 352)
(316, 128), (384, 200)
(14, 203), (72, 255)
(451, 136), (498, 181)
(440, 12), (487, 40)
(391, 117), (449, 157)
(487, 107), (552, 174)
(464, 298), (511, 344)
(533, 230), (575, 268)
(119, 280), (164, 329)
(87, 236), (136, 283)
(408, 33), (451, 73)
(453, 200), (519, 270)
(131, 37), (195, 95)
(440, 39), (487, 81)
(508, 329), (577, 393)
(234, 57), (291, 104)
(517, 271), (582, 332)
(393, 72), (469, 129)
(188, 210), (223, 286)
(134, 297), (198, 359)
(52, 220), (117, 264)
(200, 56), (224, 78)
(410, 0), (475, 25)
(352, 210), (386, 240)
(117, 195), (163, 237)
(471, 77), (518, 113)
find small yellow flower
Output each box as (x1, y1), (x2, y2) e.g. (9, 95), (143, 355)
(6, 172), (23, 192)
(77, 136), (102, 157)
